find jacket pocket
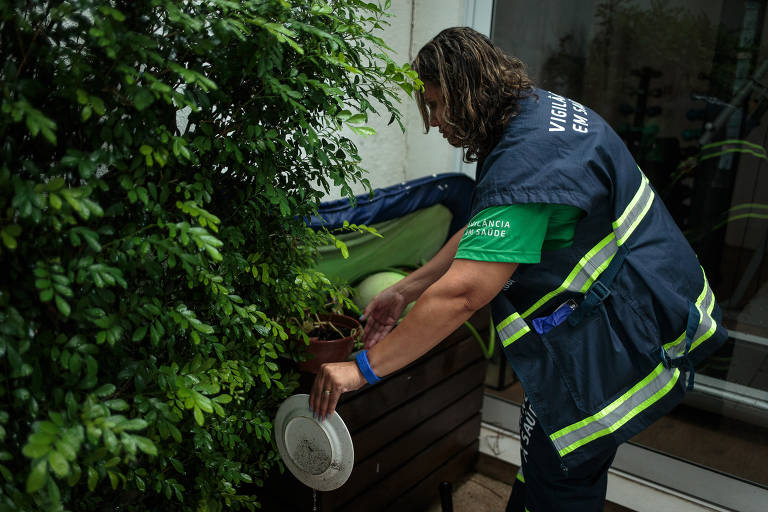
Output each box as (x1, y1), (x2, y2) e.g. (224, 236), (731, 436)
(539, 295), (651, 414)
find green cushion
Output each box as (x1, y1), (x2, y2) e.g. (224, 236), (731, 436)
(315, 203), (453, 284)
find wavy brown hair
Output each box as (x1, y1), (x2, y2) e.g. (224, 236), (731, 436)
(412, 27), (535, 162)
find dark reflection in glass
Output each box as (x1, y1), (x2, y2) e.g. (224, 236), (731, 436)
(492, 0), (768, 488)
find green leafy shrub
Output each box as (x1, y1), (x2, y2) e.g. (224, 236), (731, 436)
(0, 0), (418, 509)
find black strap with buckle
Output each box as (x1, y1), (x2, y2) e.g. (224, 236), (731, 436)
(567, 244), (630, 326)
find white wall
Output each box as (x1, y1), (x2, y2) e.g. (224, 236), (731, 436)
(403, 0), (469, 183)
(340, 0), (414, 196)
(327, 0), (493, 200)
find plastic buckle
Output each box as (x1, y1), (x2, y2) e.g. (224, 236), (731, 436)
(659, 347), (695, 390)
(660, 346), (688, 369)
(587, 280), (611, 304)
(659, 346), (672, 368)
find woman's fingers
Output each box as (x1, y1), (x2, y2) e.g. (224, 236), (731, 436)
(319, 387), (342, 421)
(361, 317), (378, 346)
(309, 369), (327, 418)
(362, 301), (374, 320)
(361, 318), (379, 347)
(309, 362), (366, 421)
(361, 312), (397, 348)
(363, 321), (387, 349)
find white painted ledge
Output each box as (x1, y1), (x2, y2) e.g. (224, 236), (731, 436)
(479, 423), (729, 512)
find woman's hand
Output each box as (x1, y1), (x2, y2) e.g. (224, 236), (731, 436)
(309, 361), (366, 421)
(361, 287), (408, 349)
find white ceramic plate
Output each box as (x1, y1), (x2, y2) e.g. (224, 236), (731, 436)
(274, 393), (354, 491)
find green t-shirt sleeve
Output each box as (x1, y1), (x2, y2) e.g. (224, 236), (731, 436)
(455, 204), (584, 264)
(455, 204), (550, 264)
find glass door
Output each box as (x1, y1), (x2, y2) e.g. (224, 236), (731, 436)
(491, 0), (768, 491)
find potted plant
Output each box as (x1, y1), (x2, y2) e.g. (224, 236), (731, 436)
(298, 312), (362, 374)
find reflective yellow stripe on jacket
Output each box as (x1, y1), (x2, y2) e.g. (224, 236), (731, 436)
(497, 171), (654, 348)
(548, 268), (718, 457)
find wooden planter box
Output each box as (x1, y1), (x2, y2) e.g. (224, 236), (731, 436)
(263, 308), (491, 511)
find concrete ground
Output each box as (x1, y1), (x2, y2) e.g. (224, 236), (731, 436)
(425, 457), (636, 512)
(425, 472), (511, 512)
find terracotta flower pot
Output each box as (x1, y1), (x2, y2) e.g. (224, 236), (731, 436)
(298, 313), (361, 374)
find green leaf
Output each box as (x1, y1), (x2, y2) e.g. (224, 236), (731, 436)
(76, 89), (89, 105)
(48, 451), (69, 477)
(334, 238), (349, 258)
(100, 6), (126, 22)
(33, 266), (49, 278)
(90, 96), (106, 115)
(193, 405), (204, 426)
(95, 383), (116, 397)
(53, 283), (73, 297)
(133, 89), (155, 111)
(55, 295), (71, 317)
(1, 229), (17, 249)
(26, 459), (48, 493)
(350, 125), (377, 136)
(103, 428), (118, 452)
(204, 244), (222, 261)
(346, 113), (366, 124)
(170, 457), (184, 473)
(131, 325), (148, 342)
(22, 442), (51, 459)
(87, 467), (98, 491)
(67, 462), (81, 486)
(105, 399), (129, 411)
(55, 437), (77, 461)
(118, 418), (148, 431)
(0, 465), (12, 482)
(28, 432), (55, 445)
(195, 393), (213, 413)
(108, 470), (118, 489)
(134, 436), (157, 456)
(49, 192), (63, 209)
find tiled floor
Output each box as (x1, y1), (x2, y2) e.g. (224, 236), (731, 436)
(424, 472), (511, 512)
(425, 463), (634, 512)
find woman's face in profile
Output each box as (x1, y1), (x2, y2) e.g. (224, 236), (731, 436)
(423, 81), (459, 147)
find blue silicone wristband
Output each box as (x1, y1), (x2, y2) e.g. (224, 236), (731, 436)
(355, 350), (381, 384)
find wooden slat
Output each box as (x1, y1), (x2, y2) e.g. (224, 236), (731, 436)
(265, 360), (486, 511)
(350, 360), (486, 462)
(335, 414), (482, 512)
(263, 309), (491, 511)
(323, 385), (484, 507)
(337, 337), (485, 431)
(384, 440), (481, 512)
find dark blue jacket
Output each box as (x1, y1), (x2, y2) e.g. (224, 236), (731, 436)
(476, 89), (729, 469)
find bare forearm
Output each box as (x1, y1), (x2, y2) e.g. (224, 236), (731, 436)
(366, 283), (473, 375)
(309, 258), (517, 421)
(367, 258), (517, 377)
(392, 226), (465, 303)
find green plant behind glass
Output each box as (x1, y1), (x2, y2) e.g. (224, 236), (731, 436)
(665, 139), (768, 241)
